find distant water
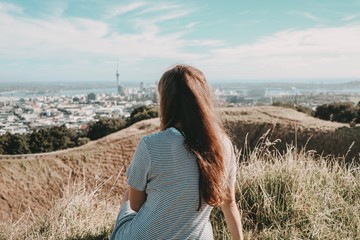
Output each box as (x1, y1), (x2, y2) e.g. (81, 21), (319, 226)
(2, 83), (360, 100)
(265, 87), (360, 96)
(0, 87), (117, 98)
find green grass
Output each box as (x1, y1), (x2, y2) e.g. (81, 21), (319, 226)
(1, 138), (359, 240)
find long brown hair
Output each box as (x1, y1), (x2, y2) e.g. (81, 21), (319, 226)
(158, 64), (227, 210)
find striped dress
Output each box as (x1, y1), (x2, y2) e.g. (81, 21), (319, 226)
(110, 127), (236, 240)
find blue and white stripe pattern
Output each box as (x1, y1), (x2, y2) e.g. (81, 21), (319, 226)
(110, 127), (236, 240)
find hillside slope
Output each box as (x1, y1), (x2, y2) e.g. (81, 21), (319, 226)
(1, 106), (359, 222)
(0, 119), (160, 222)
(222, 106), (360, 160)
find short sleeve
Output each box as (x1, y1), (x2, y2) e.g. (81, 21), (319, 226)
(223, 137), (237, 186)
(126, 138), (151, 191)
(228, 149), (237, 185)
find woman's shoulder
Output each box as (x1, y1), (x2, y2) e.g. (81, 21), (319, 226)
(141, 127), (184, 145)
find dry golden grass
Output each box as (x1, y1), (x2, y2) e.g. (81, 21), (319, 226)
(211, 132), (360, 240)
(221, 106), (360, 162)
(1, 106), (360, 240)
(0, 173), (120, 240)
(1, 134), (359, 240)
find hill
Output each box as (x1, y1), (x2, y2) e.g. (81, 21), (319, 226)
(222, 106), (360, 161)
(1, 106), (359, 223)
(0, 119), (160, 222)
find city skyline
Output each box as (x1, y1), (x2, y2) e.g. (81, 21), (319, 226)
(1, 1), (360, 83)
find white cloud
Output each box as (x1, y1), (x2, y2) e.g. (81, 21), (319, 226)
(130, 6), (193, 37)
(289, 11), (323, 22)
(132, 8), (193, 30)
(195, 25), (360, 80)
(0, 2), (23, 14)
(133, 3), (182, 16)
(187, 39), (224, 47)
(186, 22), (198, 29)
(0, 3), (204, 81)
(342, 14), (358, 21)
(0, 3), (194, 58)
(302, 12), (322, 21)
(149, 9), (193, 23)
(108, 2), (147, 18)
(1, 2), (360, 82)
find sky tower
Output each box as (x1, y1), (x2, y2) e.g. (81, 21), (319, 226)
(116, 64), (120, 88)
(116, 63), (124, 95)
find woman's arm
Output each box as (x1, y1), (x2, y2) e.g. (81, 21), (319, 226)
(129, 187), (147, 212)
(220, 185), (244, 240)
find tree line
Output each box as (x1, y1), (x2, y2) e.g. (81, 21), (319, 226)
(0, 105), (158, 155)
(273, 101), (360, 125)
(314, 101), (360, 125)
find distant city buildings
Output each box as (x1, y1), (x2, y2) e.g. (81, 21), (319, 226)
(1, 80), (360, 135)
(0, 82), (158, 135)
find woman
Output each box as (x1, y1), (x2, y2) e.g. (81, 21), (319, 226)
(110, 65), (243, 240)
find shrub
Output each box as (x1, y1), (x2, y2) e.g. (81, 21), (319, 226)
(86, 118), (127, 140)
(76, 137), (90, 146)
(85, 105), (159, 141)
(127, 105), (159, 125)
(29, 125), (78, 153)
(314, 102), (358, 123)
(1, 132), (30, 154)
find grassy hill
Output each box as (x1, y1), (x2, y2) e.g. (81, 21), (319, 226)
(0, 119), (160, 222)
(1, 106), (359, 239)
(222, 106), (360, 162)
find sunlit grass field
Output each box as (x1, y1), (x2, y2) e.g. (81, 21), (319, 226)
(1, 135), (359, 240)
(212, 134), (360, 239)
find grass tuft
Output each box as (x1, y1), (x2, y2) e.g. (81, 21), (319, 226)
(211, 134), (360, 239)
(0, 174), (120, 240)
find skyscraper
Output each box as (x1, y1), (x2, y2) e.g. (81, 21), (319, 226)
(116, 63), (124, 95)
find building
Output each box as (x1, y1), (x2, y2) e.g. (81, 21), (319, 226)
(116, 64), (125, 96)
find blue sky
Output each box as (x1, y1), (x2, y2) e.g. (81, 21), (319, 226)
(0, 0), (360, 83)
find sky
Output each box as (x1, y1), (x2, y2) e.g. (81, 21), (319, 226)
(1, 0), (360, 83)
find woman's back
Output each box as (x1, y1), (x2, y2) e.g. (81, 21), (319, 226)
(113, 127), (214, 239)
